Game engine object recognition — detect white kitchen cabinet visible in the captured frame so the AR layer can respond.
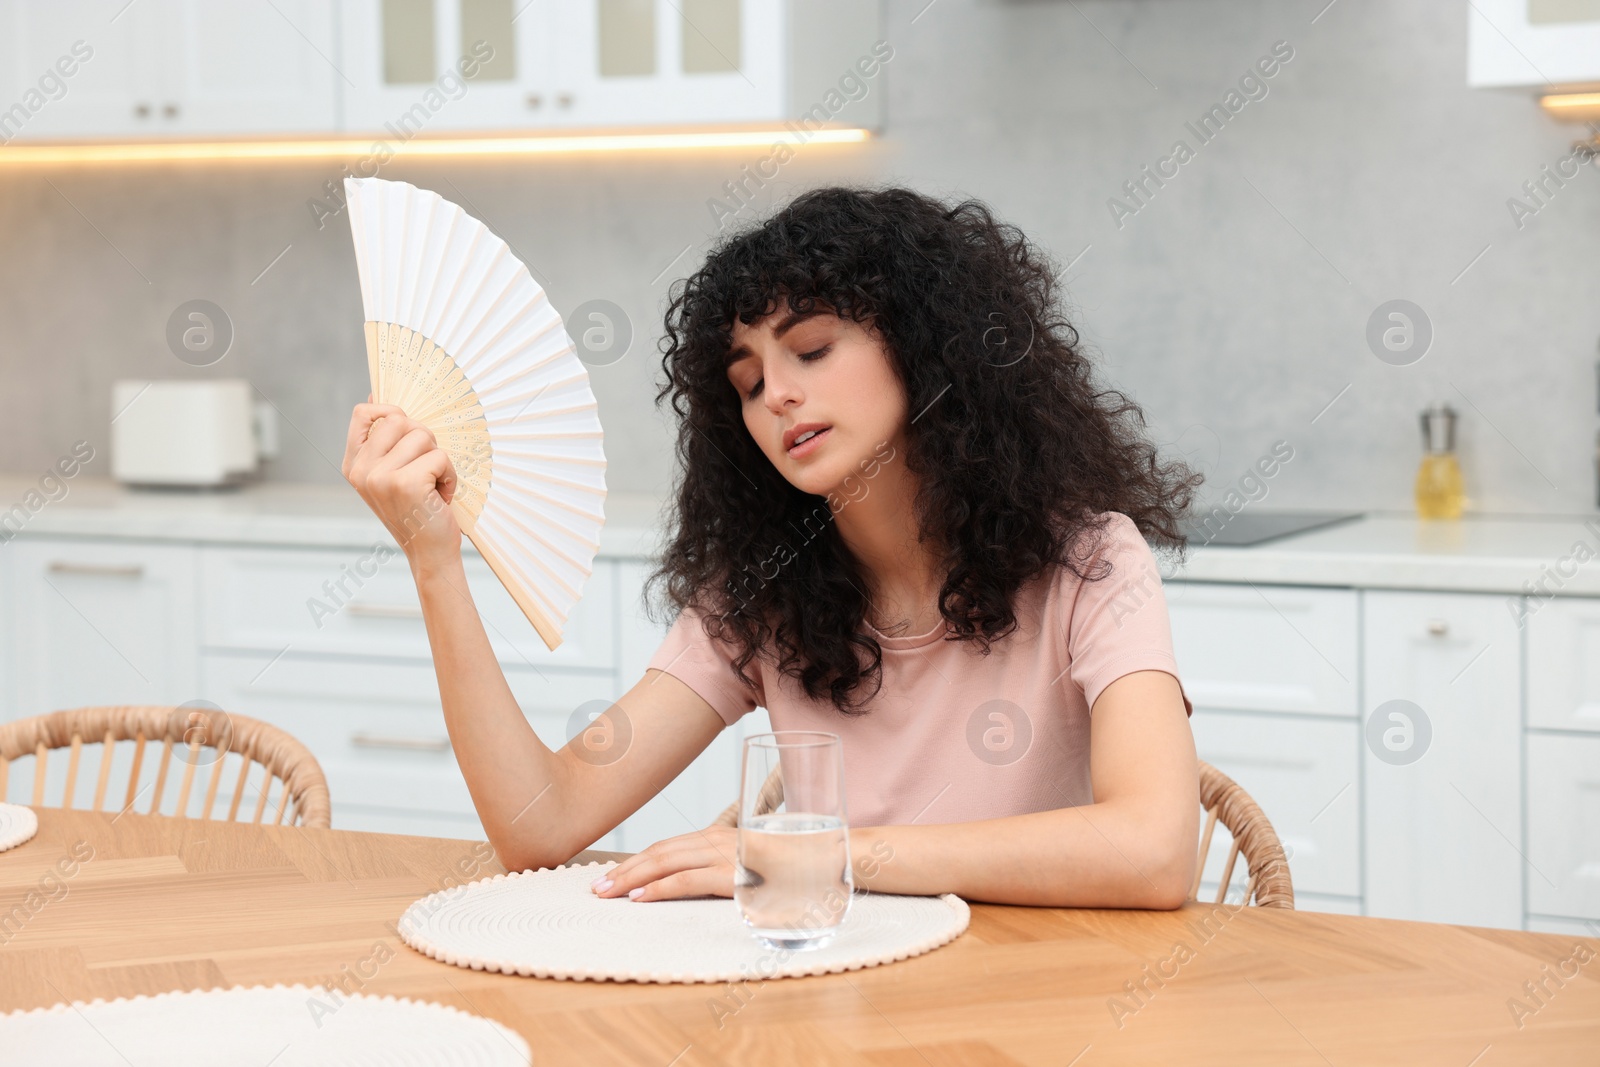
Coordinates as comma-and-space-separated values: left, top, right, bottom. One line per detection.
1468, 0, 1600, 88
549, 0, 785, 127
200, 546, 616, 672
1165, 582, 1359, 717
9, 538, 198, 715
156, 0, 340, 135
340, 0, 786, 133
1362, 590, 1523, 928
200, 648, 622, 848
1527, 597, 1600, 733
1526, 732, 1600, 923
3, 0, 884, 142
0, 0, 338, 140
1189, 709, 1361, 906
0, 0, 161, 139
339, 0, 556, 133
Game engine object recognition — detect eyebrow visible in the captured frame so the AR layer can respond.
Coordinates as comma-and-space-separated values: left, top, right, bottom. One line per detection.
724, 310, 822, 368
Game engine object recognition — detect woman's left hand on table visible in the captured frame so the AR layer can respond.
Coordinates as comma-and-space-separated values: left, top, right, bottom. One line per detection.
590, 825, 737, 901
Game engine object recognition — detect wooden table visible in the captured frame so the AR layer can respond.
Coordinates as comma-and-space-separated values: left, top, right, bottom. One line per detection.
1, 809, 1596, 1066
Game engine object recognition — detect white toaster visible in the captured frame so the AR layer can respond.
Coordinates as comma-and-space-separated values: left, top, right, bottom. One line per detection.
110, 379, 276, 487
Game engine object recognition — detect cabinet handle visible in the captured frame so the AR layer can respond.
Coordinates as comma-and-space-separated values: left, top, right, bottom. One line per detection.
133, 102, 151, 118
1426, 618, 1449, 636
351, 732, 452, 752
525, 93, 542, 109
163, 102, 180, 119
47, 561, 145, 579
346, 602, 424, 619
557, 92, 573, 108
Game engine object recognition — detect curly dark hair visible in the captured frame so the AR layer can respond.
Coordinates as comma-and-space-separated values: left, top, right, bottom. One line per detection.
649, 186, 1200, 714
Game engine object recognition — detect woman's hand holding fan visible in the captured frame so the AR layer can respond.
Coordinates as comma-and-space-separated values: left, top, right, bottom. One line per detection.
340, 400, 463, 573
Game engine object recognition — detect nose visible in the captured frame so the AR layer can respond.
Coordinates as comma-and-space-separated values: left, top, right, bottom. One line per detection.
762, 359, 803, 413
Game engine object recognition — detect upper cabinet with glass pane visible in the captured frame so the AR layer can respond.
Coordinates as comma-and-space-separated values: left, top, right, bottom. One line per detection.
339, 0, 554, 132
549, 0, 784, 126
340, 0, 882, 132
0, 0, 883, 141
1468, 0, 1600, 87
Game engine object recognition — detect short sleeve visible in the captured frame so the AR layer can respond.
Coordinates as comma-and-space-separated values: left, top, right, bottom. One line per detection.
1065, 514, 1193, 717
645, 608, 763, 727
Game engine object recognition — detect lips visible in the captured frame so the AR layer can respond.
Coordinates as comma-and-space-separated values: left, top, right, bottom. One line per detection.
782, 422, 831, 452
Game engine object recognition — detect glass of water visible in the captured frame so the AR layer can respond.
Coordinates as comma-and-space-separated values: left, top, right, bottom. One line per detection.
735, 731, 852, 951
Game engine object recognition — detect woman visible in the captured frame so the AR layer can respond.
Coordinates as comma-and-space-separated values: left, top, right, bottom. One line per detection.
341, 186, 1202, 909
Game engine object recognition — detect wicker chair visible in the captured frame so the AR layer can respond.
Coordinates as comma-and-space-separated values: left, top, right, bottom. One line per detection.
0, 706, 331, 829
715, 758, 1294, 909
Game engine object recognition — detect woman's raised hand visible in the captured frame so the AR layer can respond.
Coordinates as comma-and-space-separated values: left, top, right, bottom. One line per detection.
341, 401, 462, 569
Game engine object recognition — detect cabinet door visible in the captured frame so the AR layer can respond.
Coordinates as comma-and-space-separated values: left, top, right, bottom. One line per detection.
1468, 0, 1600, 87
1362, 590, 1522, 928
1527, 597, 1600, 733
339, 0, 555, 133
201, 650, 622, 849
9, 539, 198, 715
158, 0, 339, 134
1166, 582, 1358, 717
200, 546, 617, 671
551, 0, 784, 127
0, 0, 164, 140
1190, 710, 1360, 903
1527, 732, 1600, 923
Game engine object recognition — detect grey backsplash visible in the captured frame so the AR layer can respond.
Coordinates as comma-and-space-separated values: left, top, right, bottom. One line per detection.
1, 0, 1596, 516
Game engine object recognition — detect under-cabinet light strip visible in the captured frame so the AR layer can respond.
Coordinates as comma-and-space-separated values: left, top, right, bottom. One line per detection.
0, 127, 871, 165
1539, 91, 1600, 115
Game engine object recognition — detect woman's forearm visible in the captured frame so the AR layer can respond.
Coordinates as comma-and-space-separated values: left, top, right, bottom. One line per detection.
411, 556, 576, 868
848, 801, 1194, 909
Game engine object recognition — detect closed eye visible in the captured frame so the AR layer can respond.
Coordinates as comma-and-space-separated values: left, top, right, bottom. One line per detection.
739, 345, 831, 402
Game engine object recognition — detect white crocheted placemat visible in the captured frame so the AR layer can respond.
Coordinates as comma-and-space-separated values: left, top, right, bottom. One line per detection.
0, 803, 38, 852
397, 860, 970, 984
0, 984, 529, 1066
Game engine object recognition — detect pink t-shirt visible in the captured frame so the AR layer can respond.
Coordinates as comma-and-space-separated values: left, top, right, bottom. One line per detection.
646, 512, 1191, 828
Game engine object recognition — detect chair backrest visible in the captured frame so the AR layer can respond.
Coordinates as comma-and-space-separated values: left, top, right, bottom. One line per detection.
0, 706, 331, 829
714, 758, 1295, 909
1192, 760, 1293, 908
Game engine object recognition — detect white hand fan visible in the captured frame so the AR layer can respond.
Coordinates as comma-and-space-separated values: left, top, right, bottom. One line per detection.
344, 176, 606, 651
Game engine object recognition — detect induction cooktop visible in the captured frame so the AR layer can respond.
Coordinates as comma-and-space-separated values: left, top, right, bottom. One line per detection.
1182, 509, 1365, 548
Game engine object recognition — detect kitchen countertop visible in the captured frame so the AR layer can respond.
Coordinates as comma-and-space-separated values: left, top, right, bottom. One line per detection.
5, 477, 1600, 597
1168, 511, 1600, 596
0, 476, 669, 559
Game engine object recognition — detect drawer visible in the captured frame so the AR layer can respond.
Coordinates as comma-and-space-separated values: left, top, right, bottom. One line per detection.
200, 651, 621, 822
9, 537, 199, 714
1527, 597, 1600, 733
1166, 582, 1358, 717
1190, 709, 1360, 898
201, 546, 616, 670
1527, 732, 1600, 922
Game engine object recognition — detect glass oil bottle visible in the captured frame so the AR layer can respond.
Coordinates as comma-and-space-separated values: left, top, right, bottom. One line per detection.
1416, 403, 1464, 520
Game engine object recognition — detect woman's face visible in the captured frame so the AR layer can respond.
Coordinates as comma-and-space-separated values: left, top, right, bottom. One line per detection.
725, 309, 907, 499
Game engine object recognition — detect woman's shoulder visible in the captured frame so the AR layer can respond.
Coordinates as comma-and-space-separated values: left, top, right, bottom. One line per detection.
1030, 512, 1166, 621
1053, 511, 1157, 582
